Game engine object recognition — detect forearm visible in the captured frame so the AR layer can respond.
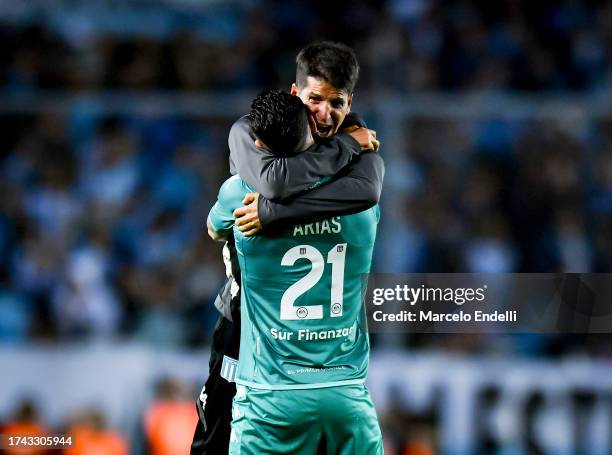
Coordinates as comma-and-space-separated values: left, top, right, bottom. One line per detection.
258, 152, 384, 229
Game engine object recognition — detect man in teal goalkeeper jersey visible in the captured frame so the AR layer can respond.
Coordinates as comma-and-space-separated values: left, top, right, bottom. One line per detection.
208, 90, 384, 454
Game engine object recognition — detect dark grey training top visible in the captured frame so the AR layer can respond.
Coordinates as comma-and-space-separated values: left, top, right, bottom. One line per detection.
227, 113, 385, 229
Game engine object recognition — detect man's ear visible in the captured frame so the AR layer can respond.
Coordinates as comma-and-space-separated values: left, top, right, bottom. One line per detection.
347, 94, 353, 113
290, 83, 299, 96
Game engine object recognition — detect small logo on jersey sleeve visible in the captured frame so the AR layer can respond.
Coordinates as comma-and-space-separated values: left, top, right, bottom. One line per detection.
220, 355, 239, 382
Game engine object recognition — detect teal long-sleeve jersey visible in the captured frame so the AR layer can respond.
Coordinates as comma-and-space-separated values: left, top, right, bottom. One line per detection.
208, 175, 380, 390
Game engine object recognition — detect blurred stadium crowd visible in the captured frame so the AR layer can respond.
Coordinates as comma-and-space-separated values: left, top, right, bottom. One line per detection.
0, 0, 610, 345
0, 377, 199, 455
0, 108, 229, 345
1, 1, 612, 453
1, 0, 611, 92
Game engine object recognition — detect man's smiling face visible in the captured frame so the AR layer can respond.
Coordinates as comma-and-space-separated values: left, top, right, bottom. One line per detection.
291, 76, 352, 138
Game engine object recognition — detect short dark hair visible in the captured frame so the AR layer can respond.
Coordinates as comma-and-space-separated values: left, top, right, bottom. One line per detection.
249, 89, 310, 155
295, 41, 359, 93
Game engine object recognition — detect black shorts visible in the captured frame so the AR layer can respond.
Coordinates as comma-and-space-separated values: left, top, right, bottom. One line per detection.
191, 314, 241, 455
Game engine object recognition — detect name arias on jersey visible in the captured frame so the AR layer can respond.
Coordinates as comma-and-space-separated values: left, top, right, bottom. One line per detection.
293, 217, 342, 236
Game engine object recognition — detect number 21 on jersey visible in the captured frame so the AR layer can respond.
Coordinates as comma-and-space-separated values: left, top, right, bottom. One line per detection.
280, 244, 347, 321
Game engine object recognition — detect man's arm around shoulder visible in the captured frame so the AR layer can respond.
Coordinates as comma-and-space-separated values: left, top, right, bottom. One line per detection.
228, 116, 373, 201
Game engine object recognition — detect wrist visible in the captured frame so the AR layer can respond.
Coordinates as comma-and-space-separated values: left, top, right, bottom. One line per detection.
257, 196, 271, 230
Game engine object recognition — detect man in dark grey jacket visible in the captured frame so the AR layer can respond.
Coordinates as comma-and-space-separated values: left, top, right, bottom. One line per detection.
191, 41, 384, 455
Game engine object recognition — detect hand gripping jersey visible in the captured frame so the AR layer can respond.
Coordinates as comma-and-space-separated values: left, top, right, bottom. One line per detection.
208, 175, 379, 390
